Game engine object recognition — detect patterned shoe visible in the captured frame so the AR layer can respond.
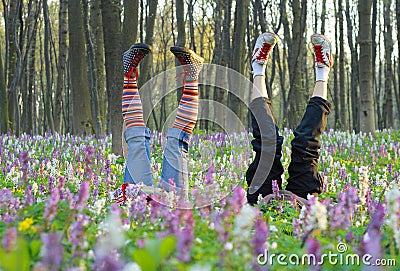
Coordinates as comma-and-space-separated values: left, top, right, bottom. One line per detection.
111, 183, 130, 204
251, 32, 278, 65
170, 46, 204, 81
123, 43, 152, 78
311, 34, 332, 68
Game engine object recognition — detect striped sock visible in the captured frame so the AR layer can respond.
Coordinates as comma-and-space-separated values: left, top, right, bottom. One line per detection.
122, 76, 145, 128
173, 81, 199, 133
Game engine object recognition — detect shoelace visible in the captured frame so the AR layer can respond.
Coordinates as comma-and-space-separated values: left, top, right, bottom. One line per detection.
313, 45, 325, 64
126, 51, 146, 82
257, 42, 273, 61
176, 53, 193, 85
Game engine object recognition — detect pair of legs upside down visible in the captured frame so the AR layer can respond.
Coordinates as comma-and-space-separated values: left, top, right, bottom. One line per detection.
113, 32, 332, 205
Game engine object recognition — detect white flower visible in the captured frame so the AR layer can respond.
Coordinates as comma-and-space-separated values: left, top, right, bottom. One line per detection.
305, 196, 328, 231
385, 184, 400, 249
269, 225, 278, 233
90, 198, 106, 216
224, 242, 233, 250
188, 264, 212, 271
233, 205, 258, 238
123, 262, 142, 271
95, 212, 125, 257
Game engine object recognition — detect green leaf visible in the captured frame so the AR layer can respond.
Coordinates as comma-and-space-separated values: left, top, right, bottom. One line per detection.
144, 238, 162, 264
132, 249, 157, 271
29, 239, 42, 259
159, 236, 176, 259
0, 238, 30, 271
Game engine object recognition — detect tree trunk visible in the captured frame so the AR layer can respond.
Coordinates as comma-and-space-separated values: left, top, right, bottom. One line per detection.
397, 0, 400, 119
383, 0, 394, 128
287, 0, 307, 128
102, 0, 123, 154
358, 0, 376, 134
83, 0, 102, 137
338, 0, 346, 129
138, 0, 158, 87
174, 0, 185, 103
345, 0, 359, 132
188, 0, 196, 52
320, 0, 326, 34
228, 0, 249, 126
122, 0, 139, 51
68, 0, 93, 135
90, 0, 107, 134
43, 0, 55, 132
54, 0, 68, 133
24, 0, 40, 134
0, 48, 7, 133
5, 0, 17, 132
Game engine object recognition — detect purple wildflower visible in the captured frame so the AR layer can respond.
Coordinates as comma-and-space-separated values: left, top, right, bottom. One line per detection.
252, 216, 268, 271
43, 187, 60, 223
306, 238, 322, 271
360, 203, 385, 268
2, 227, 17, 252
38, 232, 64, 271
75, 181, 90, 211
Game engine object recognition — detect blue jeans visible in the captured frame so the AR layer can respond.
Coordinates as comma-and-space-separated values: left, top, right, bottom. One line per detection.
123, 126, 191, 190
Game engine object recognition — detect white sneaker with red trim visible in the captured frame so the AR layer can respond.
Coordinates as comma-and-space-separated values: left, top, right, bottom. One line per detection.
311, 34, 332, 68
251, 32, 278, 65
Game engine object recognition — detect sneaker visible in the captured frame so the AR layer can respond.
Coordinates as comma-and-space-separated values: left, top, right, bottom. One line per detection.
123, 43, 152, 77
311, 34, 332, 68
260, 190, 307, 208
111, 183, 130, 204
170, 47, 204, 81
112, 183, 157, 204
251, 32, 278, 65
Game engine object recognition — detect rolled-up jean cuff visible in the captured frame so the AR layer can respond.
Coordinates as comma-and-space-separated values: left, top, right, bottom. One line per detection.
166, 127, 191, 144
125, 126, 151, 141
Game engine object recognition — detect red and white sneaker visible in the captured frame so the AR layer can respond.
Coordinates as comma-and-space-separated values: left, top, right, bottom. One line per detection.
112, 183, 130, 204
112, 183, 155, 204
251, 32, 278, 65
311, 34, 332, 68
170, 46, 204, 81
123, 43, 151, 78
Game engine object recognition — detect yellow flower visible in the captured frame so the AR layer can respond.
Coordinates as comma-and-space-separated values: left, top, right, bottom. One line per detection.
18, 218, 35, 232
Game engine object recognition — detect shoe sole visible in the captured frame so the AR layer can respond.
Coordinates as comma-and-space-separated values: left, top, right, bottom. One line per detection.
259, 32, 278, 45
129, 43, 152, 53
170, 46, 204, 62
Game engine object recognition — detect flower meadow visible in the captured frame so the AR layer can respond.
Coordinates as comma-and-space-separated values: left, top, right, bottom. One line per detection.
0, 129, 399, 271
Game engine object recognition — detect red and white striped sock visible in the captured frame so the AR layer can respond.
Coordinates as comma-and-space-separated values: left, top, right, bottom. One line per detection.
122, 76, 145, 128
173, 81, 199, 133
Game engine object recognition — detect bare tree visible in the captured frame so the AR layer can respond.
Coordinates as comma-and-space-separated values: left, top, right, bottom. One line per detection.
0, 48, 6, 133
397, 0, 400, 118
43, 0, 55, 132
102, 0, 123, 154
122, 0, 139, 51
345, 0, 359, 131
54, 0, 68, 133
358, 0, 376, 134
282, 0, 308, 128
68, 0, 93, 135
228, 0, 249, 125
383, 0, 394, 127
90, 0, 107, 134
338, 0, 346, 129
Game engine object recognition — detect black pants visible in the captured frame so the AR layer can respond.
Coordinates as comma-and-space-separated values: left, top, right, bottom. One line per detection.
246, 96, 331, 204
